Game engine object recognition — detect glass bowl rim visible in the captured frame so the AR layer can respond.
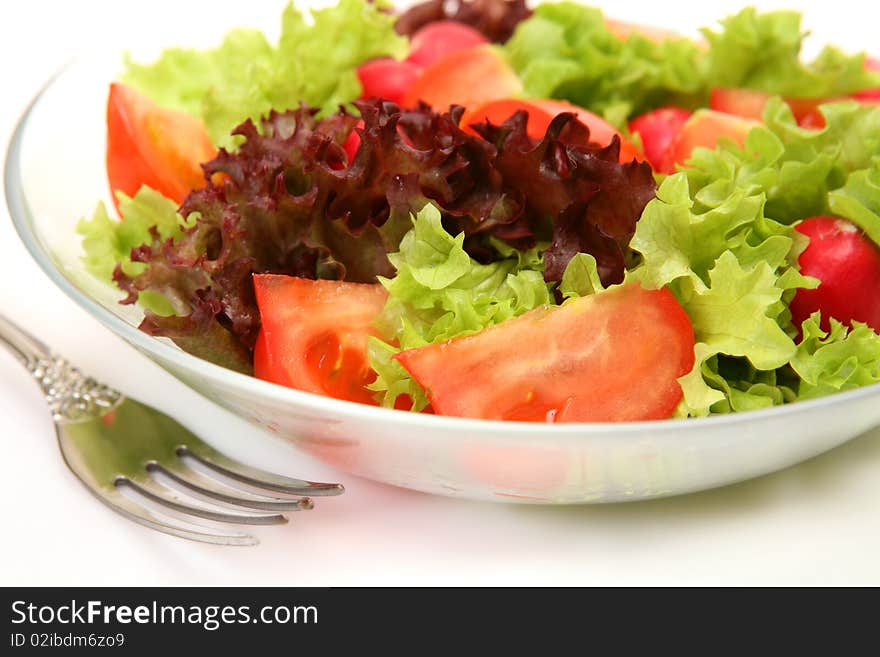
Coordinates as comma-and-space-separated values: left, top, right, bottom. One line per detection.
6, 59, 880, 441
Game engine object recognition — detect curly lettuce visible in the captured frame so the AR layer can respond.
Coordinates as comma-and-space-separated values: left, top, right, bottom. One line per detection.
504, 4, 880, 126
122, 0, 407, 147
504, 2, 704, 126
701, 8, 880, 99
631, 99, 880, 416
368, 203, 553, 409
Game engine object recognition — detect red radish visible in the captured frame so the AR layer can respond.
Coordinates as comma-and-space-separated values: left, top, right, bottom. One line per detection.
790, 216, 880, 333
406, 20, 488, 68
659, 109, 759, 174
628, 107, 691, 171
403, 44, 523, 111
357, 58, 422, 106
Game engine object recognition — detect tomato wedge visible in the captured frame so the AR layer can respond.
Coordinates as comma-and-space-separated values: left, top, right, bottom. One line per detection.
395, 284, 695, 422
106, 83, 215, 212
660, 109, 759, 173
710, 86, 880, 130
459, 98, 643, 163
253, 275, 388, 405
402, 44, 522, 111
709, 87, 826, 125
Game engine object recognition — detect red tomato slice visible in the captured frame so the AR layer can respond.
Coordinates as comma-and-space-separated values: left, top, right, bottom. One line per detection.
660, 109, 759, 173
402, 44, 523, 111
710, 86, 880, 130
790, 216, 880, 333
357, 58, 423, 107
253, 275, 388, 405
628, 106, 692, 171
709, 87, 825, 125
406, 20, 488, 68
395, 284, 695, 422
459, 98, 643, 163
106, 82, 215, 212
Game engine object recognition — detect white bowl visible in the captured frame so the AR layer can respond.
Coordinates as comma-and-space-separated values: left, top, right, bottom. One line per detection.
7, 53, 880, 504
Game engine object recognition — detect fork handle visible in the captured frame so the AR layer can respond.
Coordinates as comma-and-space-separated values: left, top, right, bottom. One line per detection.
0, 313, 51, 367
0, 313, 121, 421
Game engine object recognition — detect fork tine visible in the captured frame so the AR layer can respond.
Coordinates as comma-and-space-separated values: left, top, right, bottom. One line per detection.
150, 462, 313, 511
102, 488, 259, 546
116, 477, 289, 526
178, 444, 345, 496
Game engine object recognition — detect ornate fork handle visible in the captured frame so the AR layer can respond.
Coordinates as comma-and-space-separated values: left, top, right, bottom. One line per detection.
0, 314, 121, 422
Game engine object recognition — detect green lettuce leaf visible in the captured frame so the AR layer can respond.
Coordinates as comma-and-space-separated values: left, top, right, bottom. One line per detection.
123, 0, 406, 147
504, 1, 704, 125
504, 4, 880, 126
828, 161, 880, 245
632, 98, 880, 416
368, 203, 552, 409
76, 187, 193, 316
791, 314, 880, 400
701, 8, 880, 99
559, 253, 604, 298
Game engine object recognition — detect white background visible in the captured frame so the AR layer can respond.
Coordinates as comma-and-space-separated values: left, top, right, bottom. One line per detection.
1, 0, 879, 586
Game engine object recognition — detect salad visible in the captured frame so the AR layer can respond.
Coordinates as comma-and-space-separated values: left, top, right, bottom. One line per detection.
78, 0, 880, 422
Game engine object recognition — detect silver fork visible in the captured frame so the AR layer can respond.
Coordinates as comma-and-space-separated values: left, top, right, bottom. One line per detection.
0, 314, 343, 546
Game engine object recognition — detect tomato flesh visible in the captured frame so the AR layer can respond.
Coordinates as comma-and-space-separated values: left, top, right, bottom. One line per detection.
406, 21, 488, 68
253, 275, 388, 405
394, 285, 695, 422
790, 216, 880, 333
460, 98, 643, 163
402, 44, 523, 111
106, 82, 215, 212
628, 106, 692, 171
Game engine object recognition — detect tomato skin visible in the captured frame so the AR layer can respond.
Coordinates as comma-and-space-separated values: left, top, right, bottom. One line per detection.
790, 216, 880, 333
710, 88, 772, 121
394, 284, 695, 423
628, 107, 692, 171
357, 58, 423, 107
710, 87, 827, 126
660, 109, 759, 173
711, 86, 880, 131
402, 44, 523, 111
253, 275, 388, 405
460, 98, 643, 163
106, 82, 215, 212
406, 20, 488, 68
